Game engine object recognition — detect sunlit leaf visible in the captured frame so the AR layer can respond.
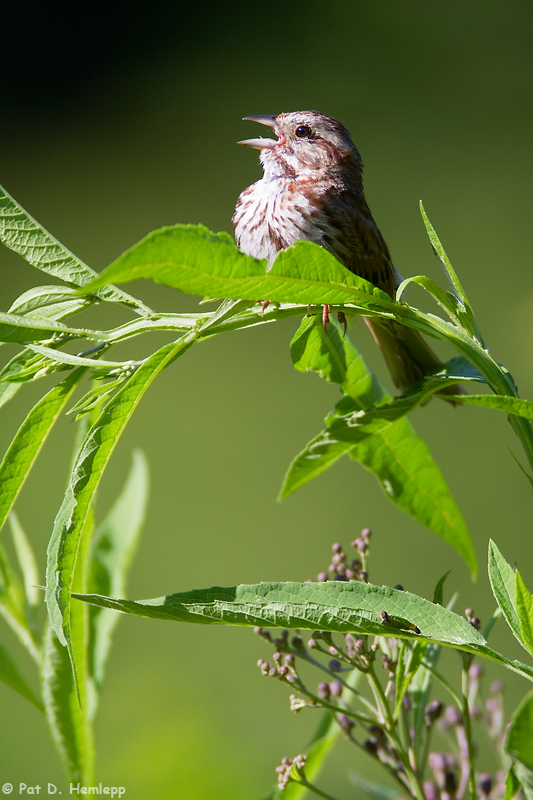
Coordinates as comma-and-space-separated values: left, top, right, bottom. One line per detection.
0, 183, 150, 315
46, 335, 195, 655
41, 622, 94, 784
74, 580, 533, 682
83, 224, 395, 310
283, 318, 476, 574
88, 450, 148, 692
516, 571, 533, 658
0, 368, 86, 535
488, 540, 522, 646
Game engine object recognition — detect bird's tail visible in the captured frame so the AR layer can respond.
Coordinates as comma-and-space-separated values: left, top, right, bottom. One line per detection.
364, 317, 463, 403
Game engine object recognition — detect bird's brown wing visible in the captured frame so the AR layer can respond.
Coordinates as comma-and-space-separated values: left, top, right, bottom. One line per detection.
318, 190, 398, 298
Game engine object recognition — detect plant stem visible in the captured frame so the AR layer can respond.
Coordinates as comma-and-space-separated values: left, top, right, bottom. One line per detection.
461, 657, 476, 800
293, 778, 340, 800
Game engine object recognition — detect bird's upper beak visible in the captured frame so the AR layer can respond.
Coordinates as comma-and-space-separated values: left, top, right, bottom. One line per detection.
238, 115, 281, 149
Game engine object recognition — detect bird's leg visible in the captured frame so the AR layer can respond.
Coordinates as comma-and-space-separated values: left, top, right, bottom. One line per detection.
261, 300, 270, 317
322, 304, 330, 330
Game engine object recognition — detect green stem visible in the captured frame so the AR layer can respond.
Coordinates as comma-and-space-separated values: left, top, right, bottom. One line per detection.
292, 778, 340, 800
461, 657, 476, 800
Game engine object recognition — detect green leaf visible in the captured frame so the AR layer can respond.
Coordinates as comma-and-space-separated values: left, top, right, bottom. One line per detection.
27, 342, 139, 372
74, 580, 533, 681
349, 771, 404, 800
433, 571, 451, 605
506, 691, 533, 800
88, 450, 148, 690
444, 394, 533, 420
411, 642, 441, 757
393, 640, 427, 721
396, 274, 462, 325
83, 224, 395, 309
0, 368, 86, 535
8, 285, 91, 318
283, 318, 476, 574
46, 334, 196, 655
41, 622, 94, 784
503, 766, 521, 800
516, 571, 533, 657
0, 183, 151, 315
419, 202, 483, 345
0, 310, 88, 344
488, 540, 523, 645
0, 642, 43, 711
9, 513, 40, 612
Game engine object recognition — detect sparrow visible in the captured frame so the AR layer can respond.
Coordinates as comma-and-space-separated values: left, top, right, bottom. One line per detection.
233, 111, 458, 396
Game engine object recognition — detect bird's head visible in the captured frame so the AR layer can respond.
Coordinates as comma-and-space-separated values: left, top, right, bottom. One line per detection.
238, 111, 362, 179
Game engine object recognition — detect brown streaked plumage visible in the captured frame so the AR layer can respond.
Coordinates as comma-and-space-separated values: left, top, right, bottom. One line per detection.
233, 111, 458, 396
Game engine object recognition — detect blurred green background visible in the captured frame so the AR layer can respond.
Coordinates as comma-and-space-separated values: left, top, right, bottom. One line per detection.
1, 1, 533, 797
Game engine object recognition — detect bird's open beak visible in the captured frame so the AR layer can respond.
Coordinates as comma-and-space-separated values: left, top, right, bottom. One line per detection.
238, 115, 280, 149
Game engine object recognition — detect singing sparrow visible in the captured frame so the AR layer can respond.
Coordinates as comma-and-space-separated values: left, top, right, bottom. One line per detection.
233, 111, 456, 396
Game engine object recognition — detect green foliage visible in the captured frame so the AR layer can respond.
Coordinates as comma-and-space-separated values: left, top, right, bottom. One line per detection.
1, 181, 533, 795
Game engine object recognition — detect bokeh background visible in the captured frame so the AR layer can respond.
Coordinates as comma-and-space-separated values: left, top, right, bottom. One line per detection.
1, 2, 532, 797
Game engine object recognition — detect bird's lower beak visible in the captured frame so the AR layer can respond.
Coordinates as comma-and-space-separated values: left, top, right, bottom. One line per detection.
238, 115, 280, 149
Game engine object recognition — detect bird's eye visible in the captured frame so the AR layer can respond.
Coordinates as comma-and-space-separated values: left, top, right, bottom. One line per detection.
295, 125, 312, 138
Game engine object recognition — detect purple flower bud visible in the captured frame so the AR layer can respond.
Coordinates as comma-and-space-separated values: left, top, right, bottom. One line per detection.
334, 573, 348, 581
425, 700, 444, 725
278, 665, 288, 676
345, 568, 355, 580
337, 713, 354, 733
351, 559, 362, 571
361, 527, 372, 542
491, 680, 503, 694
307, 638, 318, 649
268, 667, 277, 677
354, 537, 367, 553
317, 572, 328, 582
330, 680, 342, 697
329, 659, 342, 672
394, 584, 404, 591
284, 653, 295, 666
317, 682, 331, 700
423, 782, 439, 800
428, 752, 447, 772
469, 662, 483, 678
359, 571, 368, 582
478, 774, 492, 796
444, 771, 457, 794
363, 738, 379, 755
332, 542, 342, 553
291, 636, 303, 649
443, 706, 462, 726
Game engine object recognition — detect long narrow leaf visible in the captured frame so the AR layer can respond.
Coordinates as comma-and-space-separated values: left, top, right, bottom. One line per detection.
88, 450, 148, 690
41, 622, 94, 784
488, 541, 522, 644
46, 334, 196, 655
0, 642, 43, 711
0, 184, 151, 315
0, 368, 86, 534
516, 571, 533, 658
83, 225, 395, 310
283, 318, 475, 574
73, 580, 533, 681
419, 202, 483, 345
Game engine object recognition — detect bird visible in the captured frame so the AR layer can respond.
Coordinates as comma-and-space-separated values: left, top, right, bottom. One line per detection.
233, 111, 459, 397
